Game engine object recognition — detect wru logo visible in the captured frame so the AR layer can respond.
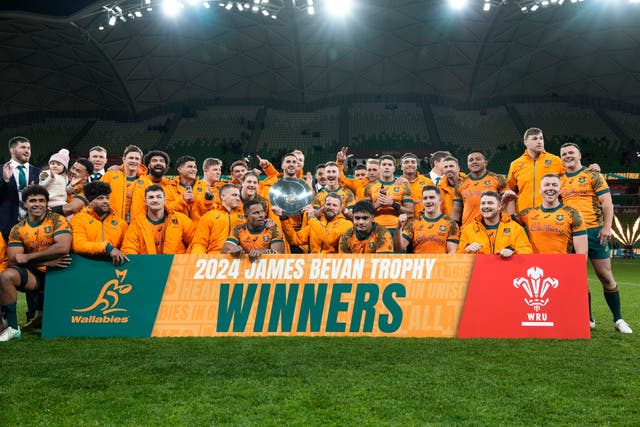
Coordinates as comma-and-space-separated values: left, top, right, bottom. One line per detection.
73, 269, 133, 315
513, 267, 559, 312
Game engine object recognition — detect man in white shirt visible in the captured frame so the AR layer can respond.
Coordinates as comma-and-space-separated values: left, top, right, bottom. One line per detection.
88, 146, 108, 182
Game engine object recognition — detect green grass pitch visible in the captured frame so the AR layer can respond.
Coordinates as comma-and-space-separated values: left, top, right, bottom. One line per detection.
1, 259, 638, 425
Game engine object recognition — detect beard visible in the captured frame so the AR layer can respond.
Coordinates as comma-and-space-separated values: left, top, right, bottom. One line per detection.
149, 168, 166, 179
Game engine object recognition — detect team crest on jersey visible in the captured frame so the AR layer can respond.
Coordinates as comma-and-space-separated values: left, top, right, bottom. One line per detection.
484, 180, 491, 185
197, 187, 203, 193
556, 214, 564, 221
172, 218, 178, 225
44, 226, 52, 233
368, 242, 376, 249
111, 220, 118, 226
137, 179, 144, 185
578, 177, 586, 183
439, 225, 446, 231
504, 228, 510, 233
263, 235, 269, 242
393, 187, 399, 193
544, 160, 552, 165
89, 219, 95, 224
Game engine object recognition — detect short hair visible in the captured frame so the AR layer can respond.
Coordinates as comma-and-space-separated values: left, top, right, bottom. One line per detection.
366, 158, 380, 166
281, 152, 297, 166
481, 190, 501, 202
523, 127, 542, 140
352, 200, 375, 216
74, 158, 94, 175
400, 153, 418, 163
378, 155, 395, 164
541, 174, 560, 181
314, 163, 325, 173
443, 156, 459, 165
324, 193, 344, 204
468, 150, 487, 160
145, 184, 165, 196
143, 150, 170, 167
324, 161, 339, 169
220, 183, 240, 195
22, 184, 49, 203
123, 145, 143, 158
175, 155, 196, 169
89, 146, 107, 154
9, 136, 29, 149
354, 164, 366, 172
84, 181, 111, 202
203, 158, 222, 170
241, 171, 259, 182
243, 198, 263, 214
422, 185, 441, 195
430, 151, 451, 168
230, 160, 248, 173
560, 142, 581, 152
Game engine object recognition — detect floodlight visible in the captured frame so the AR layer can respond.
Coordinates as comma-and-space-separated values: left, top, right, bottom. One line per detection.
530, 4, 539, 11
483, 2, 491, 11
162, 0, 185, 16
261, 9, 269, 15
448, 0, 469, 10
109, 15, 117, 25
226, 1, 233, 9
308, 6, 315, 14
326, 0, 353, 17
135, 10, 143, 17
541, 0, 549, 6
99, 25, 105, 30
203, 1, 211, 7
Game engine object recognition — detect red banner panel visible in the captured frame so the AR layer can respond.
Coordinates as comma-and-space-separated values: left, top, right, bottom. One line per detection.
457, 254, 589, 339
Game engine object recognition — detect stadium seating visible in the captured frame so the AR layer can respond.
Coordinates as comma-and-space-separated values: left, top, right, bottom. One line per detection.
431, 105, 521, 172
256, 107, 339, 168
0, 118, 88, 167
349, 103, 430, 154
75, 115, 172, 156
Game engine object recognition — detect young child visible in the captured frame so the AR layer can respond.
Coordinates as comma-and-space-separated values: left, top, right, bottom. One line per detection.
39, 148, 70, 208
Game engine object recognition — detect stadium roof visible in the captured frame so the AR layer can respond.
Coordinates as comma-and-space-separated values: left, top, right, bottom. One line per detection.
1, 0, 639, 118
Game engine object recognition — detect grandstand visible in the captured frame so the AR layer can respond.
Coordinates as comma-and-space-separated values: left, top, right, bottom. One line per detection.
0, 118, 87, 167
431, 106, 521, 173
256, 107, 339, 167
349, 103, 430, 156
167, 106, 258, 169
75, 115, 173, 158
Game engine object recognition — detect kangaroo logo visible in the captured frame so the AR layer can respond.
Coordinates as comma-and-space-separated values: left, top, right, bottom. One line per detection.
73, 269, 133, 315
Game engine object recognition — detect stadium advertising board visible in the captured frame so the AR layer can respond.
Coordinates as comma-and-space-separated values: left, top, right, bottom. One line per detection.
43, 254, 589, 339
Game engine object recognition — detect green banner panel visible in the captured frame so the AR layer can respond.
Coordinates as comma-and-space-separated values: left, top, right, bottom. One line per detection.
42, 255, 173, 337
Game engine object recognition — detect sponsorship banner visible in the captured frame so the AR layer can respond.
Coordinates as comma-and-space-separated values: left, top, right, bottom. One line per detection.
43, 255, 173, 337
43, 254, 589, 339
458, 254, 589, 338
